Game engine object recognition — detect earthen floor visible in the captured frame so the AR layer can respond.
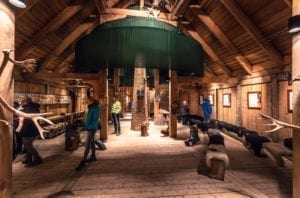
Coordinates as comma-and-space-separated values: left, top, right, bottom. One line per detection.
12, 114, 292, 198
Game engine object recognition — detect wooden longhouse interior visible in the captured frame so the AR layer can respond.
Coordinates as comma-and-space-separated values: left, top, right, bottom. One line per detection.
0, 0, 299, 197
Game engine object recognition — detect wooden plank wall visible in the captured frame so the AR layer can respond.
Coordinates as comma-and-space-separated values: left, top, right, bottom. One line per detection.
14, 81, 71, 115
217, 87, 237, 124
194, 79, 293, 140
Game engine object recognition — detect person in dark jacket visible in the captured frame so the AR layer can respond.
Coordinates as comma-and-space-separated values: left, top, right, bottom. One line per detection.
180, 100, 190, 125
19, 96, 43, 166
76, 97, 100, 171
202, 96, 212, 123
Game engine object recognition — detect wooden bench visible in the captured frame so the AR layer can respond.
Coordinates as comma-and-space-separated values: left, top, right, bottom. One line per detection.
262, 142, 293, 167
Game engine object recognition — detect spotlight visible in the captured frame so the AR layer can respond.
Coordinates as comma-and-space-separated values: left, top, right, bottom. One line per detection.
288, 15, 300, 34
9, 0, 26, 8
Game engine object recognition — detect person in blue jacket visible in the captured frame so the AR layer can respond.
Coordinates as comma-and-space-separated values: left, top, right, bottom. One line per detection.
76, 97, 100, 171
202, 96, 212, 123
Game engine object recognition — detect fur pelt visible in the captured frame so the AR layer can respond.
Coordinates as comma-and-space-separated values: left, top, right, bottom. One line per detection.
206, 144, 229, 168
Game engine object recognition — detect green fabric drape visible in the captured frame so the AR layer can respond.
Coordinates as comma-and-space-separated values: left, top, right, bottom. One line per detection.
74, 17, 203, 76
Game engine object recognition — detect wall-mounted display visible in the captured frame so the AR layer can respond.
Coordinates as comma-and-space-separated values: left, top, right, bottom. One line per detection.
247, 92, 261, 109
199, 95, 203, 104
14, 93, 71, 104
288, 89, 293, 113
208, 94, 214, 106
223, 93, 231, 107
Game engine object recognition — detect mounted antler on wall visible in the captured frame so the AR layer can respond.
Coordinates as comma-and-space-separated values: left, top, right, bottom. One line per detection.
260, 113, 300, 132
0, 49, 53, 139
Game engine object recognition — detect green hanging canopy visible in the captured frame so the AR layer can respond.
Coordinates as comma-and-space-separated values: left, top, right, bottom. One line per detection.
74, 17, 204, 76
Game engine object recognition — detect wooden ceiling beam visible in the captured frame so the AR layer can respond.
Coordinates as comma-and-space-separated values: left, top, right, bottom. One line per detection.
171, 0, 190, 19
283, 0, 292, 8
23, 71, 100, 82
178, 76, 238, 84
220, 0, 283, 67
93, 0, 106, 14
40, 21, 96, 70
16, 4, 83, 59
104, 8, 177, 26
15, 0, 41, 19
53, 52, 75, 73
186, 30, 231, 77
195, 9, 252, 75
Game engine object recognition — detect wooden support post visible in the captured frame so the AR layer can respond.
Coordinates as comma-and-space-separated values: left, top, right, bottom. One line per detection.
153, 69, 160, 124
292, 1, 300, 196
169, 70, 178, 137
271, 76, 279, 142
236, 84, 242, 126
0, 3, 14, 197
99, 69, 108, 140
131, 67, 147, 130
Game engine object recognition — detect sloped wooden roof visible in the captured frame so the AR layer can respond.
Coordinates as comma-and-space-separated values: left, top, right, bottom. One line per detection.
13, 0, 292, 83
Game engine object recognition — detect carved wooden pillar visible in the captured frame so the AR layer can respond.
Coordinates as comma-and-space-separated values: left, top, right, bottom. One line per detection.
169, 70, 178, 137
153, 69, 160, 124
131, 67, 147, 130
292, 1, 300, 196
0, 2, 14, 197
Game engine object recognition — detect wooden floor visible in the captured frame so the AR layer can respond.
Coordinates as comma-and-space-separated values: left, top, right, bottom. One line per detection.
12, 114, 292, 198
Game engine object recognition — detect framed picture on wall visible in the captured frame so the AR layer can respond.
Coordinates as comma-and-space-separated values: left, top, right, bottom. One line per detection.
247, 91, 261, 109
199, 95, 203, 104
223, 93, 231, 107
288, 89, 293, 113
208, 94, 214, 106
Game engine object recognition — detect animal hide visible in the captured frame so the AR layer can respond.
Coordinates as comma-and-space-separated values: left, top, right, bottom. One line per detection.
206, 144, 229, 168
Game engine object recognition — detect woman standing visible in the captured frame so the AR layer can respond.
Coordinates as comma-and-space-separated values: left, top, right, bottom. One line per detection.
75, 97, 100, 171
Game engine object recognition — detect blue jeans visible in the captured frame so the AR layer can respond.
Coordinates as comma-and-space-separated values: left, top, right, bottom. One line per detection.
203, 115, 211, 123
83, 130, 96, 161
112, 113, 120, 133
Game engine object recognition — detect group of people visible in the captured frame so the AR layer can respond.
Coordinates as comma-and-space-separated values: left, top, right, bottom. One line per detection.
14, 94, 211, 171
179, 96, 212, 125
13, 95, 122, 171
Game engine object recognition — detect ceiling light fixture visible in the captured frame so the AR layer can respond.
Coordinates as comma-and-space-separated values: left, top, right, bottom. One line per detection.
9, 0, 26, 8
288, 15, 300, 34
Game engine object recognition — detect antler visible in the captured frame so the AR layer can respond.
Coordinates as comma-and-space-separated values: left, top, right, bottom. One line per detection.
260, 113, 300, 132
0, 95, 53, 139
2, 49, 36, 72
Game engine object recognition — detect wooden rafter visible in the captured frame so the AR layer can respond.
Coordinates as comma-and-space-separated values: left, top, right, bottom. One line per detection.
104, 8, 177, 26
23, 71, 100, 81
283, 0, 292, 8
93, 0, 106, 14
187, 30, 231, 77
195, 9, 252, 74
15, 0, 41, 19
16, 4, 83, 59
41, 21, 96, 70
220, 0, 283, 67
171, 0, 190, 19
178, 76, 238, 84
53, 52, 75, 73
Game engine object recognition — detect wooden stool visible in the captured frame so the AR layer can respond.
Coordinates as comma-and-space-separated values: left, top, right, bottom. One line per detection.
208, 158, 225, 180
